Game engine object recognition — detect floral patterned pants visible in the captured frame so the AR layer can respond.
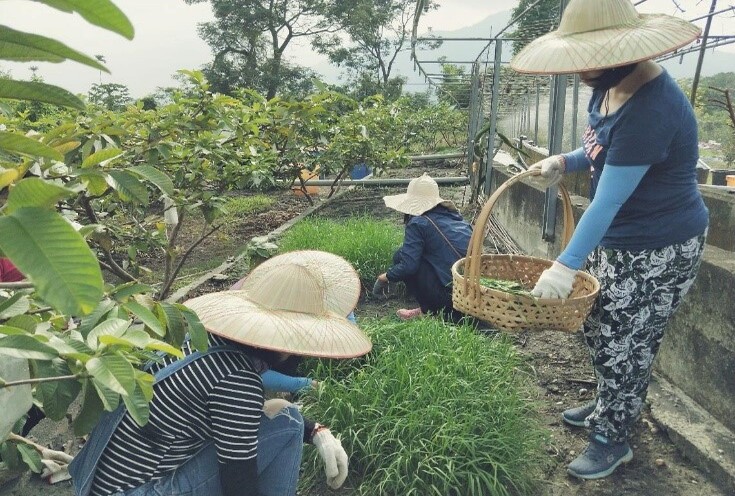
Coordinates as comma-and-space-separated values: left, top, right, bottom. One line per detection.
582, 232, 706, 442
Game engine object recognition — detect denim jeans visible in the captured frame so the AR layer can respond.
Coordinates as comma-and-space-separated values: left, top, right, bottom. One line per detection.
116, 405, 304, 496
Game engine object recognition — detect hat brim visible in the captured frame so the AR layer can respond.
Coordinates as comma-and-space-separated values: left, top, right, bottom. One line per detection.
383, 193, 456, 216
236, 250, 361, 317
510, 14, 701, 74
184, 291, 372, 359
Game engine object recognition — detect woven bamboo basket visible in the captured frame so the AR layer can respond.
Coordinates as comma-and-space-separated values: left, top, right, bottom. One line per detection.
452, 170, 600, 332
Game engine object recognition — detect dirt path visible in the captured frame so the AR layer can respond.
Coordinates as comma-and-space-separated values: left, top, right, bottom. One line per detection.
2, 170, 726, 496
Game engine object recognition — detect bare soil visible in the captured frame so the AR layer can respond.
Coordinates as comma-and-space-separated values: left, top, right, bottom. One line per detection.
2, 163, 725, 496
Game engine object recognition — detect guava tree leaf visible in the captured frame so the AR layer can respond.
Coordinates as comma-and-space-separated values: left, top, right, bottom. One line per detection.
0, 131, 63, 160
0, 79, 84, 109
16, 443, 43, 473
178, 305, 208, 352
123, 301, 164, 337
86, 353, 135, 396
126, 165, 174, 196
33, 0, 134, 39
0, 25, 108, 71
73, 381, 104, 436
5, 177, 74, 214
0, 335, 58, 360
0, 208, 103, 316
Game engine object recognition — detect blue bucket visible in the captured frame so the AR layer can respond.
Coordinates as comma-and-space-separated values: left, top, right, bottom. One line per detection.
350, 163, 372, 180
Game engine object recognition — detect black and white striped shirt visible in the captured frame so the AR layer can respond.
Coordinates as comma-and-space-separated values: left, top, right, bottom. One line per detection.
90, 334, 264, 496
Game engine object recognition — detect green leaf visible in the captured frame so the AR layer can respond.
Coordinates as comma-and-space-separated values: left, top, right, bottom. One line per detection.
34, 360, 81, 421
122, 301, 164, 337
110, 282, 154, 301
0, 79, 84, 109
0, 335, 58, 360
136, 370, 154, 402
0, 25, 108, 71
75, 169, 109, 196
178, 305, 208, 352
33, 0, 134, 39
121, 382, 150, 426
126, 165, 174, 196
0, 325, 30, 336
73, 381, 105, 436
156, 302, 186, 347
0, 131, 63, 161
16, 443, 43, 473
0, 292, 30, 319
0, 208, 103, 316
143, 338, 183, 358
77, 299, 116, 337
5, 177, 74, 214
86, 318, 129, 349
0, 442, 21, 470
107, 170, 149, 206
81, 147, 123, 167
4, 315, 37, 333
86, 353, 135, 397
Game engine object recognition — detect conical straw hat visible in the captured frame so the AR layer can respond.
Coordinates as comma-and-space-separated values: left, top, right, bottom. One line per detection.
510, 0, 701, 74
235, 250, 361, 317
383, 173, 457, 216
184, 254, 371, 359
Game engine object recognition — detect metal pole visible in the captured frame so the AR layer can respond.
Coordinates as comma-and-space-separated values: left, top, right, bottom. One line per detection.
483, 39, 503, 195
526, 89, 532, 137
534, 79, 540, 144
543, 0, 569, 242
571, 75, 579, 149
467, 63, 481, 174
690, 0, 718, 105
301, 177, 470, 186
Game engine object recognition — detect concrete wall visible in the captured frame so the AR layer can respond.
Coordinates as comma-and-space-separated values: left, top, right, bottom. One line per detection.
488, 162, 735, 433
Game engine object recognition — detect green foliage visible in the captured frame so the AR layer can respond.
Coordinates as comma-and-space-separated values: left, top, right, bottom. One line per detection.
300, 318, 546, 495
277, 216, 403, 284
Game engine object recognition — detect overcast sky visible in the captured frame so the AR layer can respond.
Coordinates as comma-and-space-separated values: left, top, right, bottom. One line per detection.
1, 0, 733, 98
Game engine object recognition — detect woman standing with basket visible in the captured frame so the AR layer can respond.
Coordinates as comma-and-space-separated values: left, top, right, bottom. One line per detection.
510, 0, 709, 480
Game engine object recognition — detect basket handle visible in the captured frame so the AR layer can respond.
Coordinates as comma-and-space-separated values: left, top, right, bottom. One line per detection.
463, 169, 575, 300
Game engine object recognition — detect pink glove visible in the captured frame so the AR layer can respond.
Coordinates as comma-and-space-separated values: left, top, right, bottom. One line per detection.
532, 261, 578, 299
529, 155, 565, 187
312, 428, 349, 489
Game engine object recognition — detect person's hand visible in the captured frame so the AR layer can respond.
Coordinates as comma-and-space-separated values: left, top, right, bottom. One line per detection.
528, 155, 565, 188
312, 428, 349, 489
372, 274, 389, 297
531, 261, 578, 299
40, 447, 73, 484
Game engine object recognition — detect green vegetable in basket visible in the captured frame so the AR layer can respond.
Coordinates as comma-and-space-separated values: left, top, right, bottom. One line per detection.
479, 277, 534, 297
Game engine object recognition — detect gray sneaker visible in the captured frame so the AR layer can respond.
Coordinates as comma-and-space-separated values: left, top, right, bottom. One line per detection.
567, 433, 633, 480
562, 400, 596, 427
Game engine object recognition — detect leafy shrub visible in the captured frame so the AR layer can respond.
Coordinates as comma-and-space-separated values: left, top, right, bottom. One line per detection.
277, 216, 403, 284
300, 318, 546, 496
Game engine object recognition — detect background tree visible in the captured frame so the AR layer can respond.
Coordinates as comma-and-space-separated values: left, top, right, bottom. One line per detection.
506, 0, 560, 56
314, 0, 439, 95
436, 60, 470, 108
185, 0, 338, 98
88, 82, 133, 110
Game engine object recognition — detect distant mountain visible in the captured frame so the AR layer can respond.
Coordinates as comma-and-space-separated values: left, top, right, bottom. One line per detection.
312, 10, 735, 90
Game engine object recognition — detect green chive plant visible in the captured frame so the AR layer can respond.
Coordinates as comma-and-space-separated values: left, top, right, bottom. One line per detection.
299, 318, 546, 496
277, 216, 403, 284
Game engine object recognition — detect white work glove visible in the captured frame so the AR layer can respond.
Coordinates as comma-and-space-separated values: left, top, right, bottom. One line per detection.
531, 261, 578, 299
528, 155, 565, 187
40, 447, 74, 484
312, 428, 349, 489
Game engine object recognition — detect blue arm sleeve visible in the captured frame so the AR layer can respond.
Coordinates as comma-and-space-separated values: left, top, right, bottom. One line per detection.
260, 370, 312, 394
386, 221, 424, 282
557, 164, 650, 269
561, 147, 590, 173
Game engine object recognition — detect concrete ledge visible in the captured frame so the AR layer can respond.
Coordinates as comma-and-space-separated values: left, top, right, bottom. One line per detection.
649, 374, 735, 495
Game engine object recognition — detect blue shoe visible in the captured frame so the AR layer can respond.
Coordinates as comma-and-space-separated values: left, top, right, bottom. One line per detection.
562, 401, 596, 427
567, 433, 633, 480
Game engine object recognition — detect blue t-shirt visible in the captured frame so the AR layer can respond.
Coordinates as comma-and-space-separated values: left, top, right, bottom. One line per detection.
581, 70, 708, 250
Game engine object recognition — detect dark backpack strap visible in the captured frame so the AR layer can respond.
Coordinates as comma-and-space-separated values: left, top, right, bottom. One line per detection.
422, 215, 463, 259
70, 344, 243, 496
